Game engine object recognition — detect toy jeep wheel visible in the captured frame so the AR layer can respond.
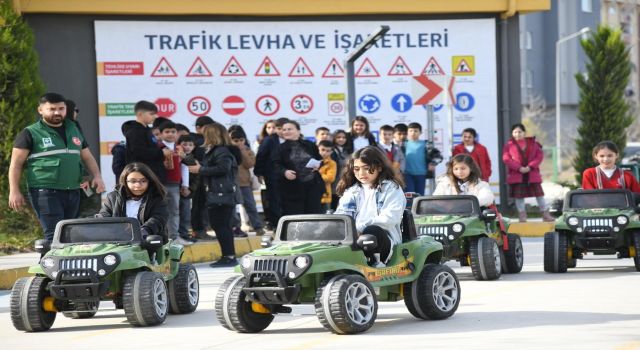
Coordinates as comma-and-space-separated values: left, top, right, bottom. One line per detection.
469, 237, 502, 280
10, 276, 56, 332
123, 271, 168, 326
62, 301, 99, 319
633, 231, 640, 272
215, 275, 274, 333
168, 264, 199, 314
544, 232, 568, 273
404, 264, 460, 320
502, 234, 524, 274
314, 274, 378, 334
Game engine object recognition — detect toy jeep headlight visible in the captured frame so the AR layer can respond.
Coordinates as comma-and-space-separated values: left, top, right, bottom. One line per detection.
241, 256, 252, 269
103, 255, 118, 266
567, 217, 579, 226
42, 257, 55, 269
294, 256, 310, 269
452, 223, 464, 233
616, 215, 628, 225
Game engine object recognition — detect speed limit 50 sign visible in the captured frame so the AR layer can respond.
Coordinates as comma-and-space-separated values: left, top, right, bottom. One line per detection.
187, 96, 211, 117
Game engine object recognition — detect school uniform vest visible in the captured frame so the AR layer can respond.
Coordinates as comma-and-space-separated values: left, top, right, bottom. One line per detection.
25, 119, 84, 189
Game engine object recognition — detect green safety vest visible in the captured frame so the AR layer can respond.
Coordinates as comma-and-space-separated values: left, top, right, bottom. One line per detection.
25, 119, 84, 190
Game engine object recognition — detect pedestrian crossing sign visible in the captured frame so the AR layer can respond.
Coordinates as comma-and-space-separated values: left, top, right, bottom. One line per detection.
452, 56, 475, 76
422, 56, 445, 76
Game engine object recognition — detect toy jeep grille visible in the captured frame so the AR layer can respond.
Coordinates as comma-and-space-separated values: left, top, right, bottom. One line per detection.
59, 258, 99, 276
254, 258, 289, 276
582, 218, 613, 234
417, 225, 450, 242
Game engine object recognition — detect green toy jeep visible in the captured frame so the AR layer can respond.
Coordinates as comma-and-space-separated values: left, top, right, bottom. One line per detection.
10, 217, 200, 332
412, 195, 524, 281
215, 211, 460, 335
544, 189, 640, 273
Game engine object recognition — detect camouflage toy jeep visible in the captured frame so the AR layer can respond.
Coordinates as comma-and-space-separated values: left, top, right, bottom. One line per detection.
544, 189, 640, 273
412, 195, 524, 281
10, 217, 199, 332
215, 211, 460, 335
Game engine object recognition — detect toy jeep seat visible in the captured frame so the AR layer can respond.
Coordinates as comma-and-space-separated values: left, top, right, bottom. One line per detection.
401, 209, 417, 242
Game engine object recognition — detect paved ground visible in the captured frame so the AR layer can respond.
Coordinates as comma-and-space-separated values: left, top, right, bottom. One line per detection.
1, 238, 639, 350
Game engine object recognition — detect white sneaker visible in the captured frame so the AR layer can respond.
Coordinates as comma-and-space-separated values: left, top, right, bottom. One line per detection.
373, 261, 386, 268
173, 237, 194, 246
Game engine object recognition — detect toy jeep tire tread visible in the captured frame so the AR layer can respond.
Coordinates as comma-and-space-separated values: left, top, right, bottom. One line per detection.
502, 234, 524, 274
544, 232, 568, 273
403, 264, 460, 320
633, 231, 640, 272
215, 275, 274, 333
314, 274, 378, 334
168, 264, 199, 314
123, 272, 168, 326
470, 237, 502, 280
62, 301, 99, 319
10, 276, 56, 332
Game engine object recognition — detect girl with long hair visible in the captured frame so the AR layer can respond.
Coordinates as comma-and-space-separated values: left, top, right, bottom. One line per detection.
433, 154, 494, 206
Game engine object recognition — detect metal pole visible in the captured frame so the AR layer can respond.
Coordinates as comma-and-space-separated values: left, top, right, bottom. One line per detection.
346, 60, 356, 126
426, 105, 435, 194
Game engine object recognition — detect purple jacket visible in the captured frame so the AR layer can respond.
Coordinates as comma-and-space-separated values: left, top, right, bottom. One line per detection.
502, 137, 543, 184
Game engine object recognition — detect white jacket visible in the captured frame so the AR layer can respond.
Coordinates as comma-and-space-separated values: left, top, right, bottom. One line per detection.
433, 175, 495, 207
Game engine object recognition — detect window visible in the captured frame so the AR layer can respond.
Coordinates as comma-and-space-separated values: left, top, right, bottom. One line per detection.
581, 0, 592, 13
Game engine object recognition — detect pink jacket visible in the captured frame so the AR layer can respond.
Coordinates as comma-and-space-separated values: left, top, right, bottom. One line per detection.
502, 137, 543, 184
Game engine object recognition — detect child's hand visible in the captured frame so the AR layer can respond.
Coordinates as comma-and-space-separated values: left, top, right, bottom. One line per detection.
180, 186, 191, 197
188, 161, 201, 174
284, 170, 297, 180
519, 166, 530, 174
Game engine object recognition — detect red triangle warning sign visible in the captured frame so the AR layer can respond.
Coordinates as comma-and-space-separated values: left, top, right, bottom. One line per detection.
151, 57, 178, 77
322, 58, 345, 78
422, 57, 445, 76
220, 56, 247, 76
186, 56, 212, 77
355, 58, 380, 78
255, 56, 280, 77
387, 56, 413, 76
288, 57, 314, 77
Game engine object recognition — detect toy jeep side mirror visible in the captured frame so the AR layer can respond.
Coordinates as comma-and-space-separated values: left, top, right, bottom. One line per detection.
481, 209, 496, 222
549, 200, 564, 217
356, 234, 378, 252
34, 239, 51, 254
145, 235, 164, 249
260, 235, 273, 248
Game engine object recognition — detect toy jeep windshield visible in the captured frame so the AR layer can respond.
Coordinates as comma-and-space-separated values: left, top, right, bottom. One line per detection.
544, 189, 640, 273
10, 217, 200, 332
215, 211, 461, 335
412, 195, 524, 281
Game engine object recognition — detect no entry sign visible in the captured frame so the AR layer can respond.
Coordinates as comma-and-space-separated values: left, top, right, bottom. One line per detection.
222, 95, 246, 116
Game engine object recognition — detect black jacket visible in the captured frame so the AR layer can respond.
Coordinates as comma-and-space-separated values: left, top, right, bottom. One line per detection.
273, 139, 323, 197
97, 187, 169, 241
200, 145, 239, 205
344, 132, 377, 155
122, 120, 166, 182
254, 134, 280, 179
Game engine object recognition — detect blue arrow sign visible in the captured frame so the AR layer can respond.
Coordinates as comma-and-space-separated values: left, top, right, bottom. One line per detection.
391, 93, 412, 113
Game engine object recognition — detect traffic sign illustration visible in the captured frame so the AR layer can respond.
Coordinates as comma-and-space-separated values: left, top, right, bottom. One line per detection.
150, 57, 177, 77
255, 56, 281, 76
322, 58, 345, 78
154, 98, 177, 118
290, 94, 314, 114
355, 58, 380, 78
255, 95, 280, 116
358, 94, 381, 113
288, 57, 314, 77
391, 93, 412, 113
422, 56, 445, 75
452, 56, 475, 76
412, 75, 444, 105
454, 92, 475, 112
220, 56, 247, 76
388, 56, 413, 76
221, 95, 246, 116
187, 96, 211, 117
328, 93, 345, 116
186, 56, 212, 77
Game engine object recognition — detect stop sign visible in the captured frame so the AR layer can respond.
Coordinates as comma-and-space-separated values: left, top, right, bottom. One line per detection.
154, 98, 176, 118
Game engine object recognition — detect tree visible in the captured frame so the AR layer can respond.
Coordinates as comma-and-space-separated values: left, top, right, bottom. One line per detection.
573, 26, 633, 184
0, 0, 45, 245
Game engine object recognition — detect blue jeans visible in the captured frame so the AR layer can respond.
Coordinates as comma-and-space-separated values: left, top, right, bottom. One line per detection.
28, 188, 81, 241
240, 186, 264, 230
165, 184, 180, 239
405, 174, 426, 195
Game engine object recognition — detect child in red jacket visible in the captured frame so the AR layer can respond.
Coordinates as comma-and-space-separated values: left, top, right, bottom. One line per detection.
582, 141, 640, 193
452, 127, 492, 182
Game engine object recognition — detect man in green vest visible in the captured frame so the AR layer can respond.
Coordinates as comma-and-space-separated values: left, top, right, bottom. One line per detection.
8, 92, 106, 241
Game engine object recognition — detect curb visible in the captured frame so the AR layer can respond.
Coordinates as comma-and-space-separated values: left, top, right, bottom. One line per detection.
0, 236, 262, 290
507, 222, 555, 238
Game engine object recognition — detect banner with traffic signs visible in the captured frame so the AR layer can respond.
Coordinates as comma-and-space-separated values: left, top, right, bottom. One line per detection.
95, 19, 498, 193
